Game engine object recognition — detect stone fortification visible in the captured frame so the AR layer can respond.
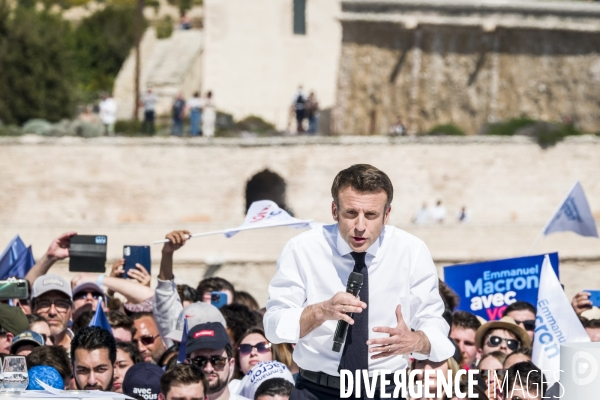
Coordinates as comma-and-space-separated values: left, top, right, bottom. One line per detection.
333, 0, 600, 135
1, 136, 599, 303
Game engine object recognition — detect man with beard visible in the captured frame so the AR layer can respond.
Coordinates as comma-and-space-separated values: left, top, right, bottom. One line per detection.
31, 274, 74, 350
133, 312, 167, 363
185, 322, 246, 400
71, 326, 116, 391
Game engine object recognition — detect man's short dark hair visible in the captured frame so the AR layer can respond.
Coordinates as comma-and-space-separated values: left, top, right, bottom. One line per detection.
505, 301, 536, 316
116, 341, 143, 364
196, 277, 235, 301
254, 378, 294, 400
331, 164, 393, 208
452, 311, 481, 331
219, 304, 262, 344
107, 311, 137, 337
26, 345, 72, 383
177, 285, 200, 304
72, 310, 94, 334
26, 314, 47, 326
71, 326, 117, 365
130, 311, 154, 322
160, 363, 207, 396
234, 291, 260, 311
439, 280, 460, 312
504, 361, 546, 398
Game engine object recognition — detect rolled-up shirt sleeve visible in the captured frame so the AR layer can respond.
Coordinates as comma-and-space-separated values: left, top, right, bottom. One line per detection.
408, 242, 454, 362
264, 241, 307, 344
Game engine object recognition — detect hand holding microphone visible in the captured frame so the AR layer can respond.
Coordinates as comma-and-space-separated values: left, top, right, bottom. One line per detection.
332, 272, 365, 352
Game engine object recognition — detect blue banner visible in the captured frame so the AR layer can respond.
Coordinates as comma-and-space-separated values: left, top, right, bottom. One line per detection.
444, 253, 559, 321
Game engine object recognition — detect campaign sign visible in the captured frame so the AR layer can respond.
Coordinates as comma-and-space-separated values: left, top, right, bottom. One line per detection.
444, 253, 559, 321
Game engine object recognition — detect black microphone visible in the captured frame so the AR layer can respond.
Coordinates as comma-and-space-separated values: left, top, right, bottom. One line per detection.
332, 272, 364, 352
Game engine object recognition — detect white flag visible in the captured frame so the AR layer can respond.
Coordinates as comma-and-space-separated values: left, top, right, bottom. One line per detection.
543, 181, 598, 238
532, 255, 590, 385
223, 200, 312, 238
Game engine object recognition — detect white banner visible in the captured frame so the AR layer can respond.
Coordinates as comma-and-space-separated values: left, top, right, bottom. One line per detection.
223, 200, 312, 238
532, 255, 590, 385
543, 181, 598, 238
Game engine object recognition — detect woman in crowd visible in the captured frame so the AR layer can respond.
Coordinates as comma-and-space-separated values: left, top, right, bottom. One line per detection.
112, 342, 142, 393
229, 327, 292, 392
477, 351, 506, 400
409, 357, 461, 400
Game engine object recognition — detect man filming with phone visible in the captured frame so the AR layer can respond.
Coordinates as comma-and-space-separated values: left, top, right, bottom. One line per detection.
264, 164, 454, 400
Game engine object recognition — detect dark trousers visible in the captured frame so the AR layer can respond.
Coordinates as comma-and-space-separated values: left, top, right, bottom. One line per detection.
142, 110, 155, 134
290, 374, 403, 400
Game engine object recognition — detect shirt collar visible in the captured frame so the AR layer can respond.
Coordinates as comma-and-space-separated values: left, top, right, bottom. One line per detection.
335, 225, 384, 257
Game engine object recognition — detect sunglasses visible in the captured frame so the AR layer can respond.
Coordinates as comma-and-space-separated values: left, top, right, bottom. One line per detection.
188, 356, 230, 369
487, 335, 520, 351
480, 369, 504, 380
34, 299, 72, 312
73, 292, 103, 301
40, 334, 55, 345
513, 319, 535, 332
238, 342, 272, 356
136, 335, 159, 346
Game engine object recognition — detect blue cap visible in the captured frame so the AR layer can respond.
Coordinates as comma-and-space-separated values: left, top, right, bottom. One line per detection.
10, 330, 44, 354
122, 362, 164, 399
27, 366, 64, 390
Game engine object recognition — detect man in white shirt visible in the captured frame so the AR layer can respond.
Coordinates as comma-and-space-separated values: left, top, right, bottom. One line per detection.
99, 94, 117, 136
264, 164, 454, 400
430, 200, 446, 224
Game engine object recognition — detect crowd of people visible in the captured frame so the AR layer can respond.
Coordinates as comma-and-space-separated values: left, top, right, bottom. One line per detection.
411, 200, 469, 224
291, 86, 319, 135
1, 227, 597, 399
140, 89, 217, 137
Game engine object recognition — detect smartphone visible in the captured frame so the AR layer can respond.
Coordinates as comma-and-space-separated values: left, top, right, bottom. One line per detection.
69, 235, 107, 272
211, 291, 228, 309
0, 279, 29, 300
123, 246, 151, 278
585, 290, 600, 307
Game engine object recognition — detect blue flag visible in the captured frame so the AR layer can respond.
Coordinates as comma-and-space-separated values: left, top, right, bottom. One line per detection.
5, 246, 35, 279
89, 303, 113, 334
543, 181, 598, 238
0, 236, 27, 279
177, 318, 189, 364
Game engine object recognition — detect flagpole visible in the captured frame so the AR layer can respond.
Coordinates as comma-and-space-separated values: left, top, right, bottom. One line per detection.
152, 230, 227, 245
526, 230, 544, 255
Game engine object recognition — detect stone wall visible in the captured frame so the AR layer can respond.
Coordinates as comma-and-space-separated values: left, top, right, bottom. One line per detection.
333, 1, 600, 135
1, 136, 600, 304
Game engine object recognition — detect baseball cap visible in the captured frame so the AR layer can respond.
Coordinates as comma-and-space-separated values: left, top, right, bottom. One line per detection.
72, 282, 107, 301
165, 302, 227, 342
31, 274, 72, 300
185, 322, 231, 357
0, 303, 29, 335
122, 362, 164, 399
237, 361, 294, 400
11, 330, 44, 353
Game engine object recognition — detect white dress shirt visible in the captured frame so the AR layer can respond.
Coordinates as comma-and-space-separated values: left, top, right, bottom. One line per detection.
264, 224, 454, 376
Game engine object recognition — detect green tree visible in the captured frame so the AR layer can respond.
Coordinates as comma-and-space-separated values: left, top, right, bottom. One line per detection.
72, 6, 144, 95
0, 0, 76, 125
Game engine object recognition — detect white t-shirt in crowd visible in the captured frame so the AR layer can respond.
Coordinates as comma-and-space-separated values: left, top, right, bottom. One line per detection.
430, 205, 446, 222
187, 96, 204, 109
99, 98, 117, 124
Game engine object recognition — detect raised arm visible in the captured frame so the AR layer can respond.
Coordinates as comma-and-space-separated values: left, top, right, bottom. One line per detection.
71, 273, 154, 304
25, 232, 77, 285
158, 230, 190, 281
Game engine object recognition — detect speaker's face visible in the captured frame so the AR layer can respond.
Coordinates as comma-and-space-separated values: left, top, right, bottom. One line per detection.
332, 186, 390, 253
